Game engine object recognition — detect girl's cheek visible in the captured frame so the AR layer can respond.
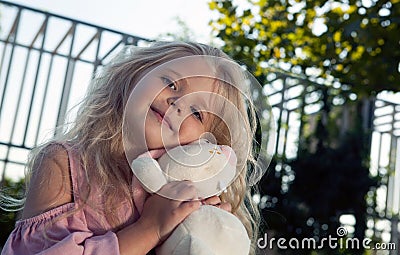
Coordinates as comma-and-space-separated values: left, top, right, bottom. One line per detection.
179, 120, 204, 141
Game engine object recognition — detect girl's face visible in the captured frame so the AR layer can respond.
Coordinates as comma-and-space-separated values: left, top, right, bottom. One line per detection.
144, 74, 216, 149
124, 57, 223, 155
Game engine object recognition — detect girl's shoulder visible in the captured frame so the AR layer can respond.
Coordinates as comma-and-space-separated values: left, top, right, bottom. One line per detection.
21, 142, 73, 220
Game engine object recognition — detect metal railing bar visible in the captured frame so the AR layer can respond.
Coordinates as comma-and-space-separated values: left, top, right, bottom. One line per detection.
274, 78, 287, 155
33, 55, 55, 146
8, 48, 33, 145
0, 9, 21, 119
373, 130, 398, 136
55, 23, 77, 133
0, 159, 28, 166
297, 86, 307, 145
0, 39, 94, 65
386, 171, 395, 217
0, 45, 9, 107
0, 141, 31, 150
374, 121, 397, 127
378, 98, 400, 104
92, 30, 103, 75
98, 38, 124, 63
266, 86, 323, 102
385, 132, 397, 217
264, 80, 304, 95
22, 16, 49, 144
281, 110, 291, 158
374, 112, 396, 119
4, 6, 19, 43
275, 72, 324, 87
375, 104, 395, 111
52, 24, 75, 55
0, 6, 23, 183
0, 14, 26, 182
0, 7, 20, 92
56, 60, 77, 134
74, 31, 100, 60
29, 15, 48, 48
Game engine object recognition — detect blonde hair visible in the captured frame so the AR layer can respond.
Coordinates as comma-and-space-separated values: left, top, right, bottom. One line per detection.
25, 41, 261, 252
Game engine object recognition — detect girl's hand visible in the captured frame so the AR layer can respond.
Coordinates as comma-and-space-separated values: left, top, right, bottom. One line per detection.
137, 181, 201, 245
201, 196, 232, 212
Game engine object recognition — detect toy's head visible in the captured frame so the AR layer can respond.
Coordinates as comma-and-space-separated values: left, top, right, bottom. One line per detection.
158, 139, 237, 198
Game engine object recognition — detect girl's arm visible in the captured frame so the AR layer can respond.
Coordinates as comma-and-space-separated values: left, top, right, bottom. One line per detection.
117, 182, 201, 255
7, 146, 119, 254
11, 145, 200, 255
22, 144, 72, 219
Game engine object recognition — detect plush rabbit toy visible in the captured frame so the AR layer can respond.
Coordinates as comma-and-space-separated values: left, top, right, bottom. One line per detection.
131, 139, 250, 255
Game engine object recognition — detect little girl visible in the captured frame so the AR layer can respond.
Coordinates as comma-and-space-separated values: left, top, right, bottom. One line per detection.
1, 42, 261, 255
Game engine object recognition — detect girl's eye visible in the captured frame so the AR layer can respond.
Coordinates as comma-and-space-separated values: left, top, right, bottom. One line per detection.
161, 77, 177, 90
190, 106, 203, 122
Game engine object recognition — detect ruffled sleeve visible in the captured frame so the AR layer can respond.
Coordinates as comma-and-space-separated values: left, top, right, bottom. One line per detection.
1, 202, 120, 255
1, 142, 123, 255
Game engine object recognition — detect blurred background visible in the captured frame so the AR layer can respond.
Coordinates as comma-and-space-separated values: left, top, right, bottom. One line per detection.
0, 0, 399, 254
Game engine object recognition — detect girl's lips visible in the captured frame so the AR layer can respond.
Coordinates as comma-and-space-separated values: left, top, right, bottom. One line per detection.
152, 108, 163, 122
151, 107, 172, 130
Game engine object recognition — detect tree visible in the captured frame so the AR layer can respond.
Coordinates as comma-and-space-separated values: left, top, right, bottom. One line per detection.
258, 88, 377, 254
209, 0, 400, 96
0, 178, 25, 248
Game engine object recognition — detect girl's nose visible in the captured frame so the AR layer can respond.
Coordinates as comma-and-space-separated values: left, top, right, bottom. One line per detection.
167, 97, 181, 113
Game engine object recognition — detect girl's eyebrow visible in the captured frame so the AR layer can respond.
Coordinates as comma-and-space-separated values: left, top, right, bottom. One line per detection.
164, 68, 189, 87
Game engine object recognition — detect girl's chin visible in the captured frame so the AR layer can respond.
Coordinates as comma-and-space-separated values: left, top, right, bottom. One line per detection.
145, 140, 176, 150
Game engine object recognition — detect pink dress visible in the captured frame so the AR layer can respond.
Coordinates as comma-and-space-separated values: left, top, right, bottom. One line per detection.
1, 144, 148, 255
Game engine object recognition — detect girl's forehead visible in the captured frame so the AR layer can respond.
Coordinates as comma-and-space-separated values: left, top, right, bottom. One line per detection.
155, 65, 223, 94
150, 56, 240, 111
153, 56, 240, 93
157, 57, 216, 78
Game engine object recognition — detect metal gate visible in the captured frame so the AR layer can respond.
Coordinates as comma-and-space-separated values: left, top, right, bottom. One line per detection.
0, 0, 399, 252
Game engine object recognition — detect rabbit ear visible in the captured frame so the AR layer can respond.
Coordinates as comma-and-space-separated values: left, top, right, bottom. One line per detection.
199, 132, 217, 144
219, 145, 237, 167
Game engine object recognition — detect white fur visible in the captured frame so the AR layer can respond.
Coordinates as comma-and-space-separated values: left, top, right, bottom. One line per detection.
131, 140, 250, 255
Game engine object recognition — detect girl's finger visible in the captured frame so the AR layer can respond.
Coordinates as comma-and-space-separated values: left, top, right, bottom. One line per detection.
218, 202, 232, 212
148, 149, 166, 159
173, 181, 198, 201
158, 181, 198, 201
174, 200, 201, 220
137, 149, 166, 159
201, 196, 221, 205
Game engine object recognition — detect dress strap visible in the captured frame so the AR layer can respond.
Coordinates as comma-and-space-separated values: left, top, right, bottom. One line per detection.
57, 142, 84, 206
